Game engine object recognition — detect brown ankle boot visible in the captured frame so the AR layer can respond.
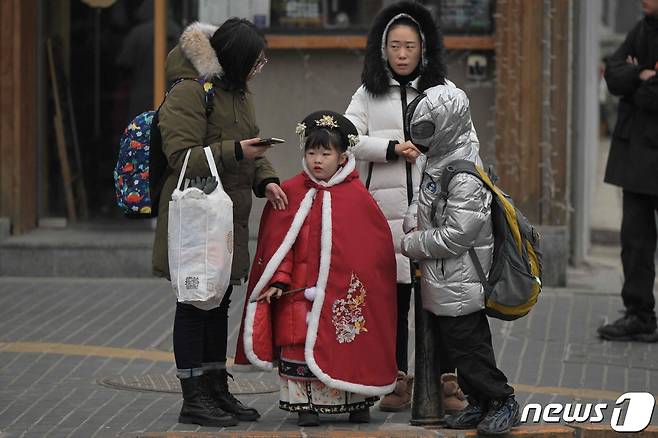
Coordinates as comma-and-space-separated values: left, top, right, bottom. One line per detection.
441, 372, 467, 415
378, 371, 414, 412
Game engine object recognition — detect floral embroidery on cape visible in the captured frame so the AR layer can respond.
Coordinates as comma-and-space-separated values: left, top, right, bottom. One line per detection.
331, 272, 368, 343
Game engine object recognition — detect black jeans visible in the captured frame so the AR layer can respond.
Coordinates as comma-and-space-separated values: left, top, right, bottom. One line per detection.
173, 286, 233, 370
396, 283, 412, 373
434, 311, 513, 407
397, 282, 454, 375
621, 190, 658, 321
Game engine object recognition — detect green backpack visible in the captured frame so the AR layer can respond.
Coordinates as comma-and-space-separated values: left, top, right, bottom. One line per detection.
440, 160, 543, 321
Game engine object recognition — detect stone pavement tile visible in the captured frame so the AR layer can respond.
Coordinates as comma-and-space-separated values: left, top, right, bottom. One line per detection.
12, 387, 80, 436
95, 392, 165, 435
91, 296, 171, 350
536, 342, 569, 388
626, 367, 649, 390
97, 394, 176, 437
602, 365, 627, 393
580, 363, 606, 390
18, 290, 103, 343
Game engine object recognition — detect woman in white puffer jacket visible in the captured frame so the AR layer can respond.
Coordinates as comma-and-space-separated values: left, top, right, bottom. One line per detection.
344, 1, 479, 412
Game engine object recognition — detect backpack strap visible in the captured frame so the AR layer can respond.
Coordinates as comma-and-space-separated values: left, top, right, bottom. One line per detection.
440, 159, 483, 198
197, 79, 216, 116
468, 247, 493, 295
157, 77, 216, 116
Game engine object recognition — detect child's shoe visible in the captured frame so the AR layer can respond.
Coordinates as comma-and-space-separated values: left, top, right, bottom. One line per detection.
348, 407, 370, 423
445, 397, 485, 429
378, 371, 413, 411
297, 411, 320, 427
441, 373, 467, 415
476, 395, 521, 435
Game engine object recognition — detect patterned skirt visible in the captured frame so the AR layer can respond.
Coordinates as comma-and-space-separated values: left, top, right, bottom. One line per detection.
278, 355, 378, 414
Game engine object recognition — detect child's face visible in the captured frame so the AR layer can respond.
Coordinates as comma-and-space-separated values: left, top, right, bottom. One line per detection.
305, 144, 346, 181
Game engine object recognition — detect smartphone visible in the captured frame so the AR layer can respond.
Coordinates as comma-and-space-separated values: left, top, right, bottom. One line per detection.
253, 137, 286, 147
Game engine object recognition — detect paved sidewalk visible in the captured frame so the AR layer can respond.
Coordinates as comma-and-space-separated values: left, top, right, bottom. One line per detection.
0, 245, 657, 437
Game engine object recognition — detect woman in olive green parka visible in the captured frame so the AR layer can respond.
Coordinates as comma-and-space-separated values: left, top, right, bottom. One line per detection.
152, 19, 288, 428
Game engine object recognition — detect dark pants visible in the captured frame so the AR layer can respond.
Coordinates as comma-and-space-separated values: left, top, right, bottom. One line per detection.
396, 282, 454, 375
396, 283, 412, 373
173, 286, 233, 370
435, 310, 513, 407
621, 190, 658, 320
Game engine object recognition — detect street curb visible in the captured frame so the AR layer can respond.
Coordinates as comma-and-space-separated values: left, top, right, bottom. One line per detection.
131, 425, 658, 438
571, 425, 658, 437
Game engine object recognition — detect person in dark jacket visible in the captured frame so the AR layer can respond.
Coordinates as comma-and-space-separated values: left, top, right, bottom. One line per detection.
153, 19, 288, 427
598, 0, 658, 343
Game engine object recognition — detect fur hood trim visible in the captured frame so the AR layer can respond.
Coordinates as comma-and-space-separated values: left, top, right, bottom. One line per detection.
180, 22, 223, 79
362, 1, 446, 97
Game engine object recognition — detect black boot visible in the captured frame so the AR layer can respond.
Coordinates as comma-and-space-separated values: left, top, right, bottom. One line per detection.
178, 376, 239, 427
348, 407, 370, 423
598, 312, 658, 342
297, 411, 320, 426
204, 369, 261, 421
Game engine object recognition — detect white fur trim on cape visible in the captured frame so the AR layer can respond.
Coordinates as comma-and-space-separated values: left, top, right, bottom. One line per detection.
180, 22, 223, 80
242, 189, 318, 370
303, 191, 396, 396
243, 153, 396, 396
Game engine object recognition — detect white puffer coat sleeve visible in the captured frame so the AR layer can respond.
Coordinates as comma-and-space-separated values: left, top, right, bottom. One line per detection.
344, 85, 391, 163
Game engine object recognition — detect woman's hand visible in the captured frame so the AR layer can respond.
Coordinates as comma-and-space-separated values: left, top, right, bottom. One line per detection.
265, 183, 289, 210
639, 69, 657, 81
240, 138, 271, 160
395, 141, 421, 163
259, 287, 283, 303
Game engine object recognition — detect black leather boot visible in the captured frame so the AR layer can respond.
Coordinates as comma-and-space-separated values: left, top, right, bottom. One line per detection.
204, 369, 261, 421
178, 375, 239, 427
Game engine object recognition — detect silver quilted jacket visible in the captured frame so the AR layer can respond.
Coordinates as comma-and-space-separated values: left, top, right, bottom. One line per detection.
401, 85, 493, 317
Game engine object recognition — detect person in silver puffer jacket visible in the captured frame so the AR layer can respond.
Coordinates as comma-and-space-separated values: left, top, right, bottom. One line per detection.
401, 85, 490, 317
401, 85, 521, 435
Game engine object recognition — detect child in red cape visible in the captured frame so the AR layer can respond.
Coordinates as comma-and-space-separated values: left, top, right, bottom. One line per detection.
235, 111, 398, 426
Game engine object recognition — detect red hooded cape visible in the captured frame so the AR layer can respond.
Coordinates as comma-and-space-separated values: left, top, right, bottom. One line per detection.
235, 157, 398, 396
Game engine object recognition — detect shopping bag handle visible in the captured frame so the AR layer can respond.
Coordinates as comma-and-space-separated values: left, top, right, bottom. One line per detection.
175, 147, 224, 192
203, 146, 224, 191
176, 149, 193, 191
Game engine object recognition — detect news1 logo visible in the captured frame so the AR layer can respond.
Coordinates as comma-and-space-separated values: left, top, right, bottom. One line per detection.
521, 392, 655, 432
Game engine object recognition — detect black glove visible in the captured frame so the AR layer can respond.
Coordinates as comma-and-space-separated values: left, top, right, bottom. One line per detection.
187, 176, 218, 194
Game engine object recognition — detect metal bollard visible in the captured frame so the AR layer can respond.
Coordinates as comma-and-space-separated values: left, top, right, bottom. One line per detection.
410, 284, 443, 425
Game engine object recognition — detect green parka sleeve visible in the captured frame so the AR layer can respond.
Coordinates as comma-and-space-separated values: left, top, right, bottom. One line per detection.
252, 156, 279, 197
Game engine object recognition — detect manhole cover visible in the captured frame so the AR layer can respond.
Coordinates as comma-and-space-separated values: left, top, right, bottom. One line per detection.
99, 373, 279, 394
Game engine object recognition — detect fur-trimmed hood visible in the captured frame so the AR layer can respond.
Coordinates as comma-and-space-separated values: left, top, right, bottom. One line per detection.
165, 22, 223, 82
362, 1, 446, 97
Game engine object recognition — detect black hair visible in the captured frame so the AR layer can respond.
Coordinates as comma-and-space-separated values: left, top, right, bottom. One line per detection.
210, 18, 266, 90
362, 1, 446, 96
304, 129, 347, 153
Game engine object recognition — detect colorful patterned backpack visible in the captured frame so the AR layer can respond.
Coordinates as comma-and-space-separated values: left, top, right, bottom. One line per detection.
114, 78, 216, 218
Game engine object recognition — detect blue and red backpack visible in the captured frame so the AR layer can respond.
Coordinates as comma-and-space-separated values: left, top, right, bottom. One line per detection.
114, 78, 216, 218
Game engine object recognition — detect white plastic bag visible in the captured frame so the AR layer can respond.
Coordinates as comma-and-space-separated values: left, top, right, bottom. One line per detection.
168, 147, 233, 310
